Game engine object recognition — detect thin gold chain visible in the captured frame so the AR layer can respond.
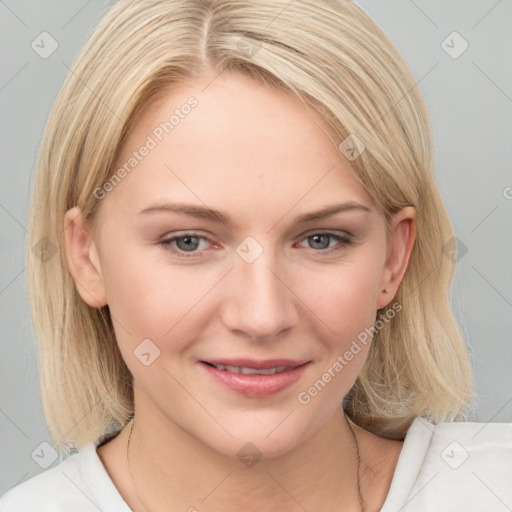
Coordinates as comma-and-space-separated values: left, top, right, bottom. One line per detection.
347, 417, 366, 512
126, 415, 365, 512
126, 419, 152, 512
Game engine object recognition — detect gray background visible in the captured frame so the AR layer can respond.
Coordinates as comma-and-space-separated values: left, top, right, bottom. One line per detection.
1, 0, 511, 496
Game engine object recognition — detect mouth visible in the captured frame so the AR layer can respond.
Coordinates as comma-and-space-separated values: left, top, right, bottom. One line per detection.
202, 362, 297, 375
199, 358, 311, 398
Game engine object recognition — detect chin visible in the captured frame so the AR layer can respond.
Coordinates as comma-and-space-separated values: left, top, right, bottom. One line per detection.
198, 416, 314, 463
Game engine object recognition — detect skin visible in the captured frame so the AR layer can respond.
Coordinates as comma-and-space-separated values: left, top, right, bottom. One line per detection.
64, 71, 416, 511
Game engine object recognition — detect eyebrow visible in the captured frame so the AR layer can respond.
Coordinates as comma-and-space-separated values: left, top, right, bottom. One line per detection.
139, 201, 371, 224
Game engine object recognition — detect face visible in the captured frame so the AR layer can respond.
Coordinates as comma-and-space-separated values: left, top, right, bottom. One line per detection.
65, 71, 414, 459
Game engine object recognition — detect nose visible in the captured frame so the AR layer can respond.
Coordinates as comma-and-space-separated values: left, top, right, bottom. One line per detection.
220, 247, 300, 342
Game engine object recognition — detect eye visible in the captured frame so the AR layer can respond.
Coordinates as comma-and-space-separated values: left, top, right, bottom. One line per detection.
158, 230, 354, 259
297, 231, 353, 254
159, 232, 211, 258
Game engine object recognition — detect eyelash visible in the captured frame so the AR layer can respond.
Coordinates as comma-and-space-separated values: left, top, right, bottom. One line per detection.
158, 231, 354, 259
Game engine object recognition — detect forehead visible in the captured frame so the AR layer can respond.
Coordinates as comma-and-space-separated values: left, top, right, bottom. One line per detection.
99, 72, 375, 224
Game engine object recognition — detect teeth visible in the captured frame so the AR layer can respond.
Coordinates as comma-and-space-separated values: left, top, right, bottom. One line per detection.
211, 364, 291, 375
240, 367, 262, 375
258, 368, 277, 375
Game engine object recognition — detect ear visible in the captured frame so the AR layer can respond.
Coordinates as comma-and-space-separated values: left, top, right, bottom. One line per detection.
376, 206, 416, 310
63, 206, 108, 308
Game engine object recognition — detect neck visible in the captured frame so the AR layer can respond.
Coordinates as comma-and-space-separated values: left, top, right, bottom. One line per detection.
124, 395, 365, 512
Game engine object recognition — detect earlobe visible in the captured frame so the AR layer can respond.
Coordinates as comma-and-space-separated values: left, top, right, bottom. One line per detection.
63, 206, 108, 308
376, 206, 416, 309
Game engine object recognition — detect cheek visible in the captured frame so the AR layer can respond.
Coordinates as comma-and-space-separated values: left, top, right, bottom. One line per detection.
300, 254, 383, 342
99, 244, 219, 350
291, 261, 381, 416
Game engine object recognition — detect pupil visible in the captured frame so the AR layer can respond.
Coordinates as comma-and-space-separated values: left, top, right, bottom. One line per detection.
177, 236, 199, 252
311, 234, 328, 249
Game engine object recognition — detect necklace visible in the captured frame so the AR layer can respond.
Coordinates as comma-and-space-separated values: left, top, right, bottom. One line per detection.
126, 415, 365, 512
347, 417, 366, 512
126, 419, 152, 512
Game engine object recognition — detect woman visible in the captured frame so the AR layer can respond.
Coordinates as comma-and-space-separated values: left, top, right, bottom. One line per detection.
1, 0, 510, 510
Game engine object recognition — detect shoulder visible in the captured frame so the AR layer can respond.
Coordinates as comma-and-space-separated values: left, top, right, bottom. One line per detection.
0, 432, 129, 512
426, 419, 512, 470
383, 418, 512, 512
0, 451, 90, 511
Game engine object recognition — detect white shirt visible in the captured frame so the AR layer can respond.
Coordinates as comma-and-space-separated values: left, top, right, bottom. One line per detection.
1, 417, 511, 511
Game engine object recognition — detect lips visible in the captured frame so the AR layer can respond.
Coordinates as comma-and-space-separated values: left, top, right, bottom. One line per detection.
206, 363, 292, 375
202, 358, 309, 369
199, 358, 310, 398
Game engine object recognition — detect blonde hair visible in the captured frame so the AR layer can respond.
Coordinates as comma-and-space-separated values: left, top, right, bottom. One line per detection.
27, 0, 473, 453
